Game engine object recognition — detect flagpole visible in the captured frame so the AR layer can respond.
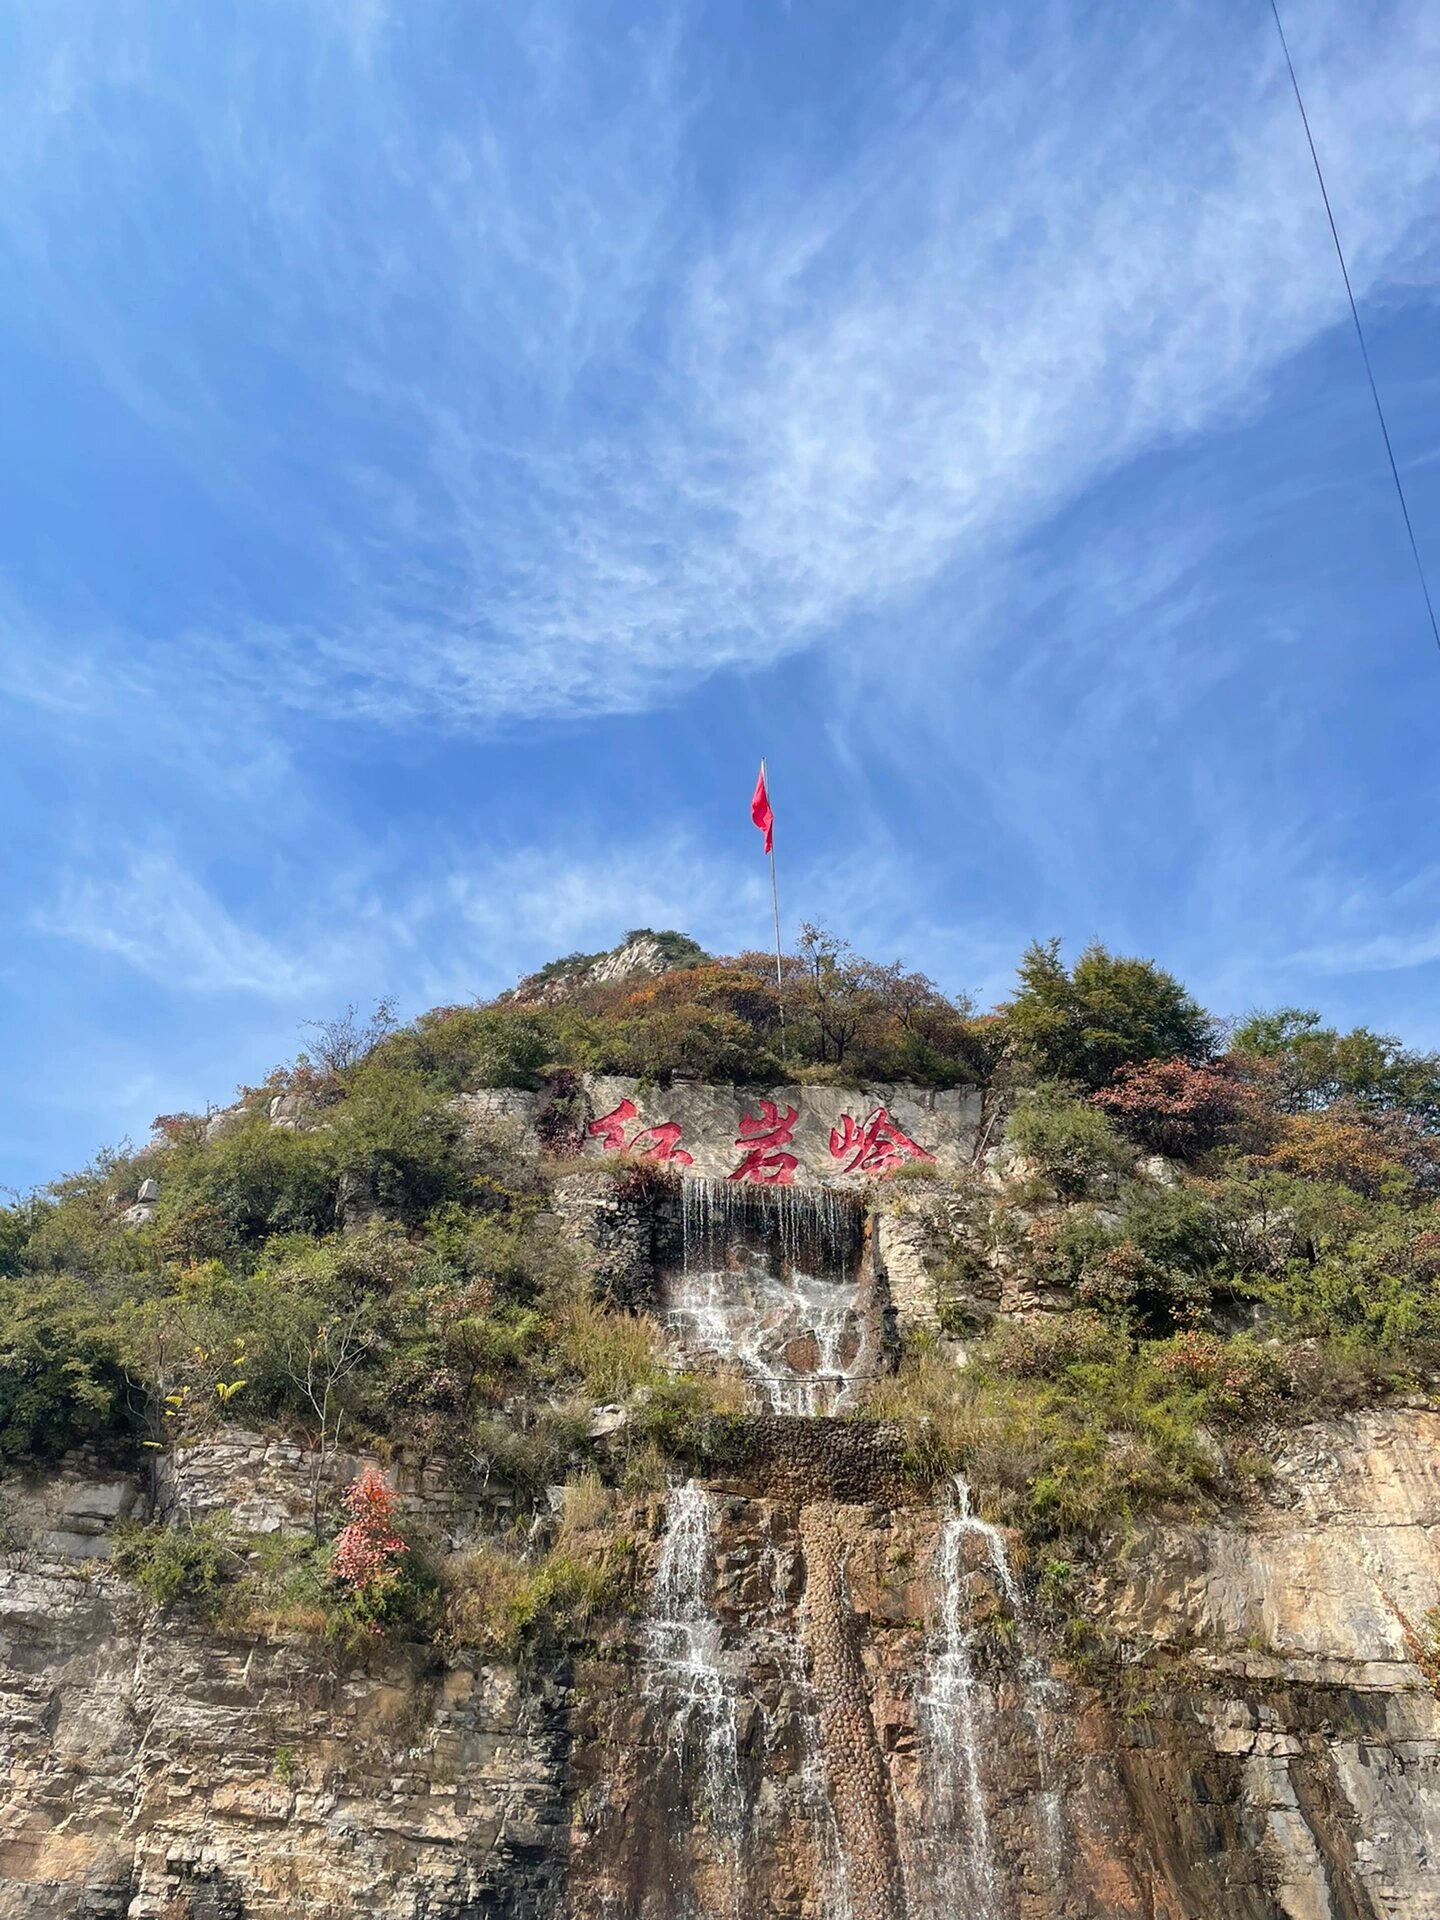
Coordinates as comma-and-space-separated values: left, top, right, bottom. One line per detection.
762, 757, 787, 1056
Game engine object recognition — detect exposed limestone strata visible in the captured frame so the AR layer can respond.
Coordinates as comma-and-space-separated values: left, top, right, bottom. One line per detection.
3, 1411, 1439, 1916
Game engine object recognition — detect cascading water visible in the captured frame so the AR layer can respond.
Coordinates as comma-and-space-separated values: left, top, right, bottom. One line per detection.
643, 1480, 742, 1839
915, 1475, 1064, 1917
677, 1179, 861, 1277
949, 1478, 1064, 1885
665, 1181, 869, 1413
916, 1482, 1002, 1920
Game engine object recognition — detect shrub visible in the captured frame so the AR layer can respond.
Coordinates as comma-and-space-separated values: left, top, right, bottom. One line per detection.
629, 1373, 739, 1461
985, 1311, 1121, 1378
1094, 1057, 1250, 1159
548, 1299, 665, 1401
115, 1518, 233, 1614
324, 1467, 441, 1643
0, 1198, 42, 1276
0, 1275, 130, 1459
326, 1066, 469, 1223
1152, 1331, 1282, 1423
1261, 1111, 1412, 1199
331, 1466, 408, 1595
864, 1327, 1235, 1541
20, 1151, 160, 1278
1123, 1184, 1227, 1276
1016, 1207, 1116, 1294
382, 1005, 593, 1092
299, 999, 398, 1078
423, 1204, 574, 1304
470, 1405, 589, 1497
1263, 1206, 1440, 1354
442, 1539, 623, 1656
158, 1112, 336, 1244
1008, 1089, 1132, 1197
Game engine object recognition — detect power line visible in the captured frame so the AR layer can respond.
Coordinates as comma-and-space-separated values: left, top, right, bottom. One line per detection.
1268, 0, 1440, 657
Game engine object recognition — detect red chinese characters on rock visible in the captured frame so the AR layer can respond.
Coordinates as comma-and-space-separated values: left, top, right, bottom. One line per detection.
728, 1098, 800, 1186
587, 1098, 694, 1167
829, 1106, 935, 1177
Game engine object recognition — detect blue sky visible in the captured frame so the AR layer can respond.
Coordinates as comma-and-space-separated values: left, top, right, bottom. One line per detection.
4, 0, 1440, 1190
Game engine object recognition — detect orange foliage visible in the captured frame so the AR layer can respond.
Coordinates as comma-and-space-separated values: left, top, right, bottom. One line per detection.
1263, 1112, 1407, 1197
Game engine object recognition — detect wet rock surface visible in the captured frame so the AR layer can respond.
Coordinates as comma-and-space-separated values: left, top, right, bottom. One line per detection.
3, 1415, 1439, 1917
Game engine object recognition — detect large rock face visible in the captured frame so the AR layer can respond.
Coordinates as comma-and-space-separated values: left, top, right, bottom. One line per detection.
455, 1076, 985, 1186
0, 1562, 568, 1918
3, 1410, 1438, 1918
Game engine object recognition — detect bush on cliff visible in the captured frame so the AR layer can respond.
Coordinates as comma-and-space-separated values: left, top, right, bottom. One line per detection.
1093, 1056, 1256, 1159
1008, 1088, 1133, 1198
114, 1517, 235, 1615
865, 1320, 1271, 1545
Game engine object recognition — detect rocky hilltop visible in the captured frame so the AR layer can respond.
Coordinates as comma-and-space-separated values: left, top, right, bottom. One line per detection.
3, 934, 1440, 1916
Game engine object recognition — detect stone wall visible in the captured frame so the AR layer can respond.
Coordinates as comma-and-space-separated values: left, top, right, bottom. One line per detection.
703, 1414, 916, 1506
550, 1170, 657, 1310
155, 1430, 499, 1545
458, 1076, 984, 1188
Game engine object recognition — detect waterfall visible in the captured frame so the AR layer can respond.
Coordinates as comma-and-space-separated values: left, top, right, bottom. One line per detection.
917, 1484, 1001, 1920
664, 1258, 867, 1414
644, 1481, 742, 1838
916, 1476, 1064, 1916
667, 1181, 869, 1414
949, 1478, 1065, 1883
678, 1178, 863, 1277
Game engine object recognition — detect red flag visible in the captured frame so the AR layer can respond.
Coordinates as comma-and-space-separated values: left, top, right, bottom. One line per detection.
750, 764, 774, 854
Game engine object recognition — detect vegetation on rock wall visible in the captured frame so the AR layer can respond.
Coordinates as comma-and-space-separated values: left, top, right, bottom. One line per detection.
4, 928, 1440, 1640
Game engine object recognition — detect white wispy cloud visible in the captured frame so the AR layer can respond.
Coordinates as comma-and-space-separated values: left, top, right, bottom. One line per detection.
3, 1, 1438, 729
31, 833, 776, 1009
33, 852, 328, 1000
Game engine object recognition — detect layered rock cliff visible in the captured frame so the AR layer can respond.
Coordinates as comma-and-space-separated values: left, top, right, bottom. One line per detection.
3, 1402, 1438, 1917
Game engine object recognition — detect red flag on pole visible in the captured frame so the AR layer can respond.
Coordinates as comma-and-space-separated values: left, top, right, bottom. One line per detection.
750, 764, 774, 854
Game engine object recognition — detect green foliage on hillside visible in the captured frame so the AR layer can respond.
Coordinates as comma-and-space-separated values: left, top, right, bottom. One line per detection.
4, 925, 1440, 1627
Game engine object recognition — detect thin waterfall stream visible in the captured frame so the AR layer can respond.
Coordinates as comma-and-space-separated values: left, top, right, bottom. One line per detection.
915, 1474, 1064, 1916
917, 1481, 1002, 1920
643, 1480, 742, 1839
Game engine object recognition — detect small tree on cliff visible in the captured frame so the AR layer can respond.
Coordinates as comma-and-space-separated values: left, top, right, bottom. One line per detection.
331, 1466, 408, 1595
284, 1304, 375, 1541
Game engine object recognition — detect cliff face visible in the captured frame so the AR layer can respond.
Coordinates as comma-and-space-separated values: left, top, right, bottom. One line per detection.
6, 1072, 1440, 1919
3, 1406, 1439, 1919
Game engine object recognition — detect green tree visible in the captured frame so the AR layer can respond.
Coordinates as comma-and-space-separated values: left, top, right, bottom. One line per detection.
0, 1275, 129, 1459
1008, 939, 1214, 1090
1233, 1009, 1440, 1127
